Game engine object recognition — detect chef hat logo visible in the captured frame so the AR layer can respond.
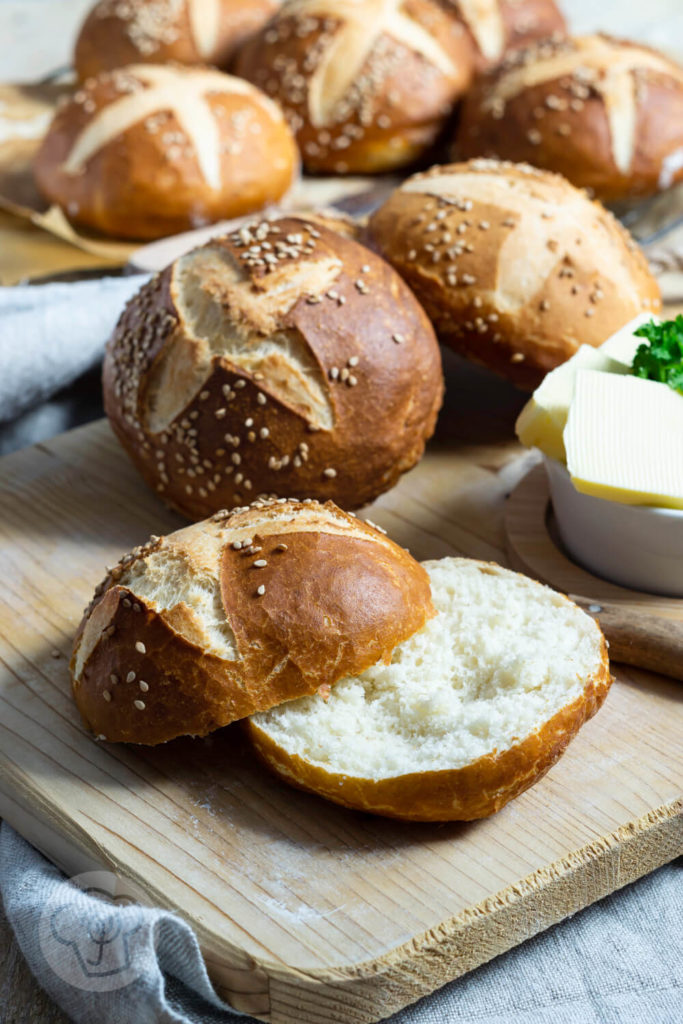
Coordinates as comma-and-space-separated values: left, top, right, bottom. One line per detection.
38, 871, 145, 992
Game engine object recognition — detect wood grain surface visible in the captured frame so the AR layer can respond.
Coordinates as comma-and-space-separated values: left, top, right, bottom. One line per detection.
0, 353, 681, 1024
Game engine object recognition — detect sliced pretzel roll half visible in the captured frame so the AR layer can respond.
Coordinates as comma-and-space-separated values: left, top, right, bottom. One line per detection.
247, 558, 612, 821
71, 499, 434, 745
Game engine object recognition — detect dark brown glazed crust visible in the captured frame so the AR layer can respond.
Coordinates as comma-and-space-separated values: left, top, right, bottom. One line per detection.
235, 0, 474, 174
455, 35, 683, 202
71, 500, 435, 744
103, 216, 444, 518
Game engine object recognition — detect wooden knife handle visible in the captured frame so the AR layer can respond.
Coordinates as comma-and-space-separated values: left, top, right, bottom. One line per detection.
571, 596, 683, 682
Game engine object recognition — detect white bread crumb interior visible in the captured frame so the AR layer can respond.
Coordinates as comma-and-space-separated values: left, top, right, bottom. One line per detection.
251, 558, 604, 778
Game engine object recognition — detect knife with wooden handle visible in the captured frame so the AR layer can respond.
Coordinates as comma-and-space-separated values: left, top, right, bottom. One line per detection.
571, 596, 683, 681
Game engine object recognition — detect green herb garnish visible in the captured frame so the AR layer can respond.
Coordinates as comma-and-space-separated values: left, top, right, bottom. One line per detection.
632, 316, 683, 395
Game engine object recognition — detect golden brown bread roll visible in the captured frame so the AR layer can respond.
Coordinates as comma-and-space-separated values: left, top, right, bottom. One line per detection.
71, 499, 434, 745
454, 35, 683, 202
366, 159, 662, 389
34, 65, 299, 240
104, 215, 443, 517
74, 0, 281, 81
235, 0, 475, 174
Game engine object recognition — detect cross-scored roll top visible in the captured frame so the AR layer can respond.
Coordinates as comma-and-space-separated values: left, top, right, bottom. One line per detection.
103, 215, 443, 518
367, 159, 661, 388
71, 499, 435, 745
34, 64, 299, 239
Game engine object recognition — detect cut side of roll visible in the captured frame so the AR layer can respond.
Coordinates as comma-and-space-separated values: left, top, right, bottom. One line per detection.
247, 558, 612, 821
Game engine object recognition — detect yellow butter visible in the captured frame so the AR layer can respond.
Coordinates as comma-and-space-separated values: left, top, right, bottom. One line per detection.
564, 371, 683, 510
515, 314, 660, 461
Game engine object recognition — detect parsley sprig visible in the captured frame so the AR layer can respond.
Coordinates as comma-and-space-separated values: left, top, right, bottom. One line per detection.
632, 316, 683, 395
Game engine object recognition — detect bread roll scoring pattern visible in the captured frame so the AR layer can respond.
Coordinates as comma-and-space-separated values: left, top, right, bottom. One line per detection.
236, 0, 474, 173
453, 0, 566, 70
456, 35, 683, 201
367, 160, 661, 388
70, 499, 434, 745
34, 65, 298, 239
75, 0, 282, 80
104, 216, 443, 517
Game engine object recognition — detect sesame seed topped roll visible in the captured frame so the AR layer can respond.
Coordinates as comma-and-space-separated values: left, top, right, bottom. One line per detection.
103, 215, 443, 518
71, 499, 434, 745
367, 160, 661, 389
235, 0, 475, 174
454, 35, 683, 203
74, 0, 282, 81
34, 64, 299, 240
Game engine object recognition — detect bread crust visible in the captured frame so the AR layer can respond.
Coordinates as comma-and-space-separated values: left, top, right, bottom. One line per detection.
74, 0, 279, 81
34, 65, 299, 241
103, 215, 443, 518
366, 159, 661, 389
246, 633, 612, 822
454, 35, 683, 202
454, 0, 566, 73
70, 500, 435, 745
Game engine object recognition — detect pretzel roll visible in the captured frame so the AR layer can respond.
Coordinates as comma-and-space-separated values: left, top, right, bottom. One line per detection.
103, 215, 443, 517
71, 499, 434, 745
34, 65, 298, 240
367, 160, 661, 389
450, 0, 566, 73
235, 0, 474, 174
75, 0, 281, 81
455, 35, 683, 202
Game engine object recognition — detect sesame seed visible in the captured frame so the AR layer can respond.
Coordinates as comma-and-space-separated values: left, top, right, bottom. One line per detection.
135, 641, 146, 654
253, 559, 268, 567
256, 585, 266, 596
103, 690, 111, 702
348, 355, 359, 367
232, 540, 243, 550
259, 427, 269, 439
275, 543, 288, 552
134, 699, 146, 711
139, 680, 149, 693
110, 674, 118, 685
323, 468, 337, 478
392, 333, 405, 344
257, 393, 267, 405
126, 671, 136, 683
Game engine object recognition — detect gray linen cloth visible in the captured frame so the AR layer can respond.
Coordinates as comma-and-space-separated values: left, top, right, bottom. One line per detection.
1, 822, 681, 1024
0, 276, 149, 424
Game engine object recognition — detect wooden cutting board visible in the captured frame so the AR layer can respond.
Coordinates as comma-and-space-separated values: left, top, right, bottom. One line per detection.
0, 356, 681, 1024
